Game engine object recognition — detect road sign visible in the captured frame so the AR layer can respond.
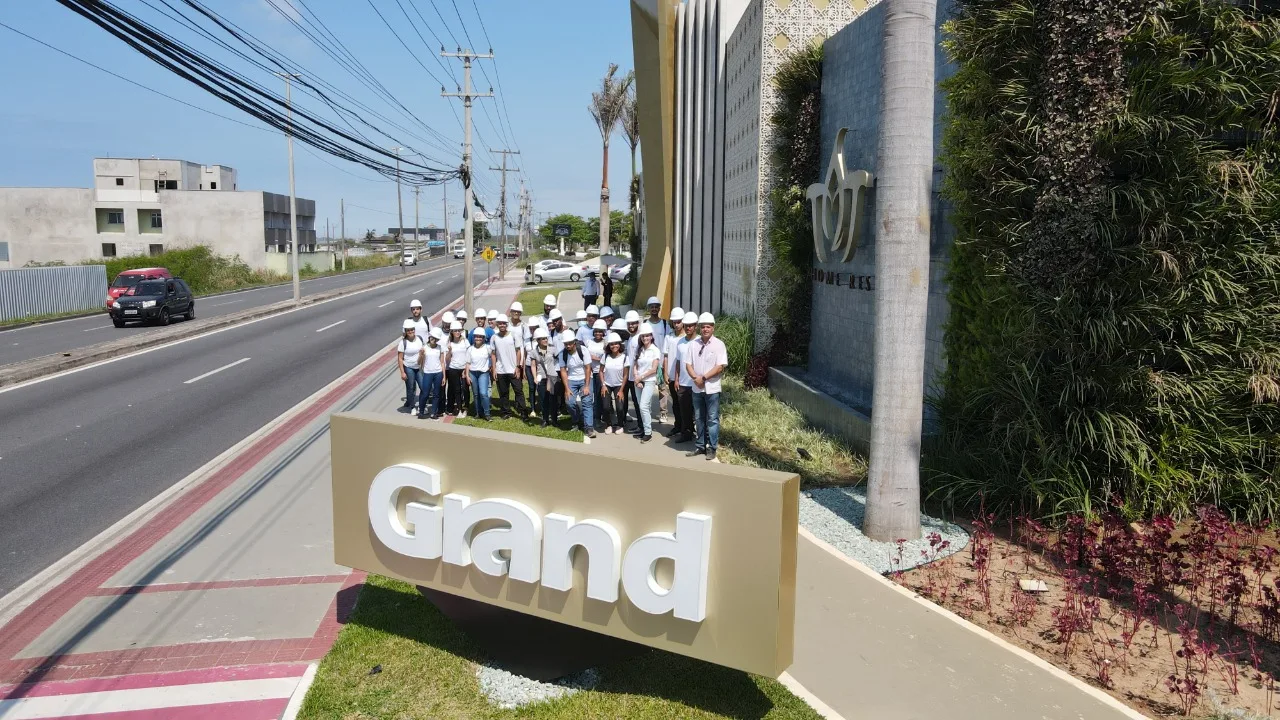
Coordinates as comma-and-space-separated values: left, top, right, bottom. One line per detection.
553, 223, 572, 238
481, 246, 496, 263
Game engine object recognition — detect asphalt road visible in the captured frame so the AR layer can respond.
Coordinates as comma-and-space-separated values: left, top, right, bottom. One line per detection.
0, 255, 458, 367
0, 258, 482, 595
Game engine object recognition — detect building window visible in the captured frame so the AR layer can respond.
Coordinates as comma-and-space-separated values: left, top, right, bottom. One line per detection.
149, 244, 164, 257
210, 181, 217, 190
102, 243, 117, 257
0, 241, 8, 262
150, 211, 163, 229
115, 178, 124, 186
107, 211, 124, 225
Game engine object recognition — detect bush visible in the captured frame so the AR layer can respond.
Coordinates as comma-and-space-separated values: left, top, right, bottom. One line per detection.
716, 316, 754, 376
99, 246, 269, 295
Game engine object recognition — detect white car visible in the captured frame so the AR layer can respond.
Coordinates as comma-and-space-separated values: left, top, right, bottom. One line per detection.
609, 263, 631, 281
401, 250, 417, 266
525, 261, 586, 284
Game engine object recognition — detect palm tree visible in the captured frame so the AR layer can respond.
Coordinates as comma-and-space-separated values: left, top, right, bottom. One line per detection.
620, 87, 641, 267
588, 64, 634, 258
862, 0, 937, 543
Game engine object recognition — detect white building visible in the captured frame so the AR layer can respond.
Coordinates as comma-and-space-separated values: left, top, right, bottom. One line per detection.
0, 158, 316, 270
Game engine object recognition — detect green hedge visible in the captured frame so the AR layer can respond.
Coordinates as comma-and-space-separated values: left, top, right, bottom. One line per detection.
932, 0, 1280, 520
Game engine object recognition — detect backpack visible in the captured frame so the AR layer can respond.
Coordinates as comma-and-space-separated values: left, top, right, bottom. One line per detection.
561, 346, 585, 367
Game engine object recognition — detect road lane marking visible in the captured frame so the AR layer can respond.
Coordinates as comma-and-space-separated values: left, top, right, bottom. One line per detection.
183, 357, 251, 385
209, 299, 246, 307
436, 280, 444, 285
315, 320, 346, 333
412, 288, 424, 295
377, 301, 395, 308
82, 325, 112, 332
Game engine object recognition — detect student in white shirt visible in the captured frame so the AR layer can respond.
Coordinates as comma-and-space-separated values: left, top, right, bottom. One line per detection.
409, 299, 429, 339
397, 319, 425, 414
662, 310, 687, 437
465, 325, 495, 421
444, 321, 471, 416
529, 326, 559, 427
600, 332, 629, 434
547, 309, 567, 417
418, 328, 446, 419
685, 313, 729, 461
674, 312, 699, 443
490, 314, 525, 418
632, 323, 663, 442
586, 319, 608, 432
656, 305, 682, 424
558, 331, 595, 437
623, 310, 642, 431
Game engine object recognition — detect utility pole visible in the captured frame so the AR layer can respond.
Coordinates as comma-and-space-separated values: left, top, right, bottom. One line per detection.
442, 182, 450, 256
442, 47, 494, 320
489, 149, 519, 280
413, 186, 421, 262
276, 72, 302, 302
515, 180, 527, 262
340, 199, 346, 271
392, 146, 405, 273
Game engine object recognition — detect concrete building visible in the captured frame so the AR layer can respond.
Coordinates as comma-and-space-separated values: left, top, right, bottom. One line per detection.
0, 158, 316, 270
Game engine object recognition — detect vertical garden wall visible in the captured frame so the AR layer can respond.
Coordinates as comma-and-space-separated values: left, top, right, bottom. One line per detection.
934, 0, 1280, 519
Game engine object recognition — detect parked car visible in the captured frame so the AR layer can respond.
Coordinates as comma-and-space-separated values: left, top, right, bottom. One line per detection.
109, 278, 195, 327
105, 267, 172, 308
609, 263, 631, 281
525, 261, 585, 284
401, 249, 418, 266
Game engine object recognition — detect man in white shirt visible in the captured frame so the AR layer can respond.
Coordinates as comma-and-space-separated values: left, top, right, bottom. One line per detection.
409, 299, 430, 339
661, 309, 686, 438
623, 310, 642, 431
674, 311, 698, 443
581, 270, 601, 309
684, 313, 728, 462
490, 314, 525, 418
508, 301, 534, 419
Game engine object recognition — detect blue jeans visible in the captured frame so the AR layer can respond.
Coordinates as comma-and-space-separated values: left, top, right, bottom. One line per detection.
402, 367, 423, 410
537, 379, 556, 423
637, 379, 656, 436
692, 391, 721, 451
419, 371, 443, 415
470, 371, 491, 418
566, 377, 594, 430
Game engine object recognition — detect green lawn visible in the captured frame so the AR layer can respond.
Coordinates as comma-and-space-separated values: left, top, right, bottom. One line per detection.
513, 284, 576, 316
297, 574, 823, 720
453, 413, 584, 443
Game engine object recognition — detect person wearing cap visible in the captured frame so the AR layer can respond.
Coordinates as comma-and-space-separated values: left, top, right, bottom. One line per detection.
581, 268, 600, 309
444, 321, 471, 416
674, 311, 700, 443
529, 326, 560, 427
685, 312, 728, 461
586, 319, 608, 429
600, 331, 629, 434
397, 319, 425, 414
623, 310, 643, 432
632, 322, 662, 442
601, 268, 614, 308
490, 313, 525, 419
409, 299, 430, 339
419, 328, 446, 419
465, 319, 496, 421
558, 330, 595, 437
662, 309, 687, 437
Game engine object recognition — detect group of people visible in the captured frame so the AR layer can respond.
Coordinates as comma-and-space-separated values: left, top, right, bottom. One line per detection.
395, 292, 729, 461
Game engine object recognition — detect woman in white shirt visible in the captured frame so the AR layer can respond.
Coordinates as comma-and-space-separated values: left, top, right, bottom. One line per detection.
397, 319, 425, 414
600, 332, 629, 434
418, 328, 446, 420
632, 323, 663, 442
444, 321, 470, 417
465, 326, 495, 421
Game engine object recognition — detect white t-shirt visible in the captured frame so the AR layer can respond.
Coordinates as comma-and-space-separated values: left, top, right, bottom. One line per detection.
490, 332, 519, 374
586, 339, 605, 371
466, 344, 492, 373
647, 317, 670, 349
422, 343, 445, 373
626, 335, 639, 371
551, 328, 566, 356
398, 336, 424, 369
633, 344, 662, 383
602, 353, 627, 387
576, 325, 593, 346
677, 340, 696, 388
560, 345, 589, 382
447, 340, 470, 369
664, 335, 686, 381
412, 316, 430, 339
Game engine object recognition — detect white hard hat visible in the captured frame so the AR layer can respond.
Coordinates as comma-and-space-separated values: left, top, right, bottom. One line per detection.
449, 321, 463, 331
625, 310, 640, 323
575, 310, 587, 320
548, 309, 563, 321
402, 319, 417, 330
640, 322, 656, 336
670, 307, 685, 321
509, 301, 524, 313
561, 330, 578, 343
487, 309, 499, 319
683, 311, 699, 325
647, 296, 661, 307
611, 318, 628, 331
543, 294, 558, 306
442, 311, 456, 324
592, 319, 607, 330
533, 327, 549, 339
586, 304, 599, 315
456, 310, 468, 320
430, 328, 444, 340
496, 313, 509, 323
601, 307, 615, 318
606, 332, 622, 344
698, 312, 716, 325
474, 308, 486, 319
409, 299, 422, 308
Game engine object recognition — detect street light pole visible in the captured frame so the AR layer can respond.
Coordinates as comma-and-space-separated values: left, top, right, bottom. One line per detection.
393, 146, 405, 274
413, 186, 421, 263
442, 48, 494, 320
276, 72, 302, 303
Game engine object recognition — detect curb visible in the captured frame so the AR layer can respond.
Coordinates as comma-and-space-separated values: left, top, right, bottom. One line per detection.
0, 262, 462, 389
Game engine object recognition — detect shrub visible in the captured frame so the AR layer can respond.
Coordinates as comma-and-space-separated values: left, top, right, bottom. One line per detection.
716, 316, 754, 376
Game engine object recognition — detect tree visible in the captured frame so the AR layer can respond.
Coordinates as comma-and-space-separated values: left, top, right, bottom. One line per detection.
537, 213, 592, 252
588, 64, 634, 259
620, 87, 642, 267
363, 230, 375, 243
862, 0, 937, 542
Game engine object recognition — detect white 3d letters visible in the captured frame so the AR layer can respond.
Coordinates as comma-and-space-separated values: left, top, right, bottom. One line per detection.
442, 494, 543, 583
621, 512, 713, 622
541, 514, 622, 602
367, 463, 443, 559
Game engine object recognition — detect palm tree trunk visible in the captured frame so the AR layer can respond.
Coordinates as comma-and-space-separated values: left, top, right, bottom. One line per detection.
630, 146, 639, 261
863, 0, 937, 542
599, 140, 611, 258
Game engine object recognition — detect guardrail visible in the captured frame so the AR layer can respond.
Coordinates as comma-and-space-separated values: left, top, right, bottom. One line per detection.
0, 265, 108, 322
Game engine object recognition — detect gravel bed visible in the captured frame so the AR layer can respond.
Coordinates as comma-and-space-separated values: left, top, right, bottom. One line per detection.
799, 486, 968, 574
475, 664, 600, 709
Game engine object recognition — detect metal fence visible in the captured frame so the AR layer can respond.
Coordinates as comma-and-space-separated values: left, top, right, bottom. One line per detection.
0, 265, 108, 322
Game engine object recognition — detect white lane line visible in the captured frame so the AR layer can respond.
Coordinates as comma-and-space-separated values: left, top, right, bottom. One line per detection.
209, 298, 245, 307
315, 320, 346, 333
0, 676, 301, 718
82, 325, 112, 332
182, 357, 251, 385
436, 280, 444, 285
377, 301, 395, 308
412, 288, 424, 295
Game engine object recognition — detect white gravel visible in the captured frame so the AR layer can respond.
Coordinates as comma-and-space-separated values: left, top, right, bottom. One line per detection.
799, 486, 968, 574
475, 664, 600, 709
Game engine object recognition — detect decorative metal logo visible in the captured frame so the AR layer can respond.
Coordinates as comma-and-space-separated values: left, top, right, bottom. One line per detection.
807, 127, 875, 263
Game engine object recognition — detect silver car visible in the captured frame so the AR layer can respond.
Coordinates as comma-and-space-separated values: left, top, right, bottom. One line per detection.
525, 261, 585, 284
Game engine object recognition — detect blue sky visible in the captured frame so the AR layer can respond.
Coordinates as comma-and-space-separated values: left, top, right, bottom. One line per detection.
0, 0, 637, 236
